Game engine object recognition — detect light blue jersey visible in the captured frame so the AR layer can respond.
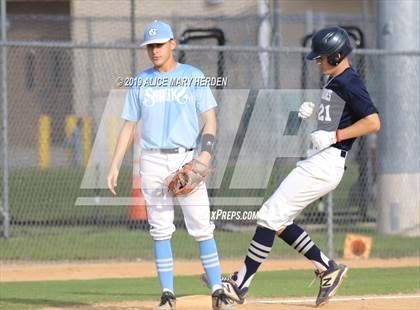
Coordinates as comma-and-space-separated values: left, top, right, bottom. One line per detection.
121, 63, 217, 149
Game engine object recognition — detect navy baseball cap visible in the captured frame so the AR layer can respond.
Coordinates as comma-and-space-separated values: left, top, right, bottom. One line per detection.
140, 20, 174, 47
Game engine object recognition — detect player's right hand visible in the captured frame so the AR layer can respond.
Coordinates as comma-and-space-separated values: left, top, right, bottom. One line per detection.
107, 167, 119, 196
298, 101, 315, 119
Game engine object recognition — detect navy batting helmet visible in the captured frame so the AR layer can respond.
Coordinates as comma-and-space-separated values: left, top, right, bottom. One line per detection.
306, 26, 353, 66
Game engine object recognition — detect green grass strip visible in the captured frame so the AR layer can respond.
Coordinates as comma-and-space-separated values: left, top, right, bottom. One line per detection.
0, 266, 418, 310
1, 227, 419, 260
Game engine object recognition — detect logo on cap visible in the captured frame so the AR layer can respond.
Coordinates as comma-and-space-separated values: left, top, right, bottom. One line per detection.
148, 28, 158, 36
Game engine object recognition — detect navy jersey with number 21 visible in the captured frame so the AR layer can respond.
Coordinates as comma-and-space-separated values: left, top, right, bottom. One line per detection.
316, 67, 378, 151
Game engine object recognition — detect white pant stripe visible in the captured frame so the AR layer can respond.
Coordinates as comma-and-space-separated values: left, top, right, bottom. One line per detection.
296, 236, 311, 252
156, 258, 173, 263
200, 252, 218, 260
247, 250, 265, 263
249, 244, 270, 258
291, 232, 308, 249
202, 257, 219, 265
204, 262, 220, 269
157, 262, 173, 268
250, 240, 271, 252
301, 241, 314, 255
157, 267, 173, 272
295, 236, 311, 252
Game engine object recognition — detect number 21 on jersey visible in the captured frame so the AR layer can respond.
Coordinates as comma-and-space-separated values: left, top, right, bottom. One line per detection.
318, 103, 331, 122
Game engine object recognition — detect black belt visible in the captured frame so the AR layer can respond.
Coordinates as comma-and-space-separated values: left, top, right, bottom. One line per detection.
332, 146, 347, 158
146, 147, 194, 154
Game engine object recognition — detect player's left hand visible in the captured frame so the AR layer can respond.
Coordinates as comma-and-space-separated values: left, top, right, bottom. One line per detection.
107, 166, 119, 195
310, 130, 337, 150
166, 159, 211, 196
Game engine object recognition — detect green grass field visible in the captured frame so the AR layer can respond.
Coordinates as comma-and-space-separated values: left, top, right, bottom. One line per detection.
0, 267, 419, 310
1, 226, 419, 260
4, 163, 360, 223
2, 166, 419, 261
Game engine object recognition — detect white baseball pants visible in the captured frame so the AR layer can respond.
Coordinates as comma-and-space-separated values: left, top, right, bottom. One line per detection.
140, 150, 215, 241
257, 147, 346, 231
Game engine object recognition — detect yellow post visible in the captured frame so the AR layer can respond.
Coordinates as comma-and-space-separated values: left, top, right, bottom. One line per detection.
38, 115, 50, 170
107, 116, 118, 160
82, 117, 91, 167
65, 115, 77, 140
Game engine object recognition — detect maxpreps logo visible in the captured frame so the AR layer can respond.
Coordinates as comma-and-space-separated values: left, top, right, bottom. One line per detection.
77, 89, 330, 208
211, 209, 258, 221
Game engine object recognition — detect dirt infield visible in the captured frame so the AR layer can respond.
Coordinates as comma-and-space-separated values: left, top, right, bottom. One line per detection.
1, 257, 419, 282
43, 295, 420, 310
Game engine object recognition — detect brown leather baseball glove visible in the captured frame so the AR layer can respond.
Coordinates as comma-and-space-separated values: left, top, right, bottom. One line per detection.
166, 159, 211, 196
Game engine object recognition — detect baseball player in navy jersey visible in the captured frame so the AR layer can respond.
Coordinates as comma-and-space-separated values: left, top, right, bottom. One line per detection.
107, 20, 233, 310
212, 26, 381, 307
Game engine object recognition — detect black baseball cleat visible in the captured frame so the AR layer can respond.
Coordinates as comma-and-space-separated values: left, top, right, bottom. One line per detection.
155, 291, 176, 310
201, 272, 248, 304
314, 261, 348, 307
212, 288, 235, 310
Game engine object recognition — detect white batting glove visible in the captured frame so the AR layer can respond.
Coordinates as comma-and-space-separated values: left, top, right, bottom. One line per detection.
310, 130, 337, 150
298, 101, 315, 119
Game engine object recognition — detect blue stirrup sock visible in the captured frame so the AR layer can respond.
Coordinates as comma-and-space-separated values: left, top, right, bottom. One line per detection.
154, 239, 174, 294
199, 238, 222, 293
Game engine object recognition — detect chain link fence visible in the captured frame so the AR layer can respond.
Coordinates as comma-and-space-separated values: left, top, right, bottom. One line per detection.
0, 3, 419, 261
1, 41, 419, 261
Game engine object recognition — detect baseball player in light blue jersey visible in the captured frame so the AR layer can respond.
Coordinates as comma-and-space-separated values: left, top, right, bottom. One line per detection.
107, 21, 233, 310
